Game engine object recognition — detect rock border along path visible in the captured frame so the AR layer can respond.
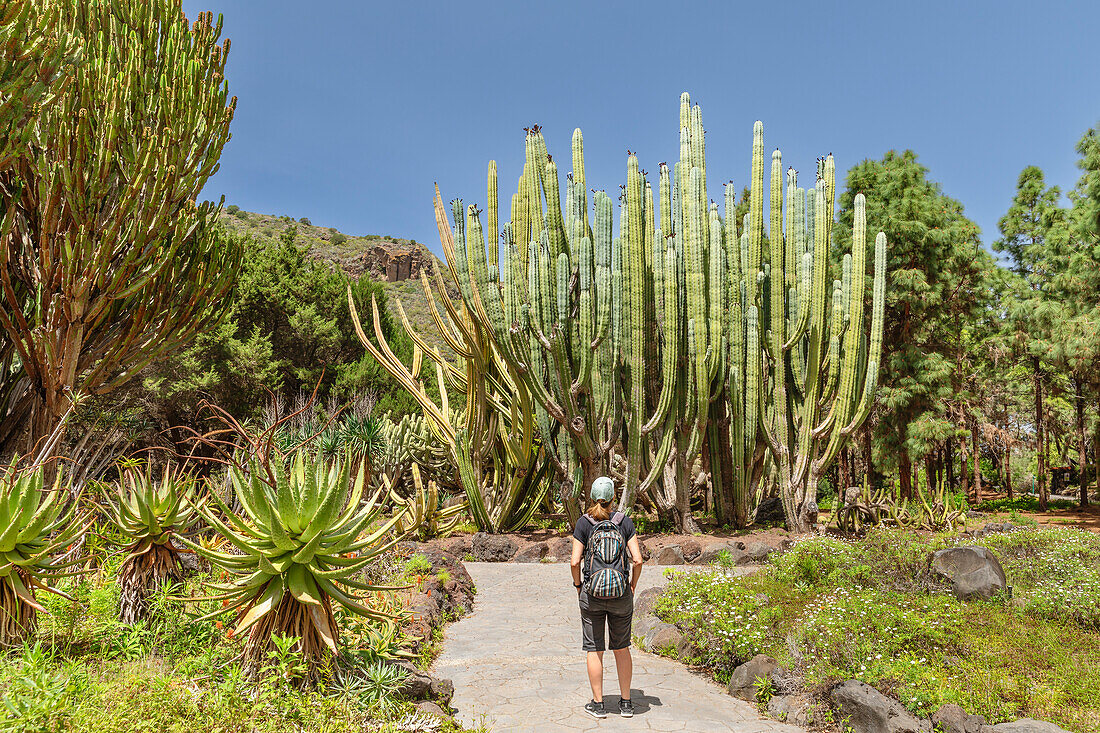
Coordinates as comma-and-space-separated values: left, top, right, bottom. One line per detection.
434, 562, 807, 732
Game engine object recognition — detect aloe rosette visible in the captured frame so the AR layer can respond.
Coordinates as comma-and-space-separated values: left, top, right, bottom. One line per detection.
0, 462, 88, 645
105, 464, 203, 623
187, 450, 407, 677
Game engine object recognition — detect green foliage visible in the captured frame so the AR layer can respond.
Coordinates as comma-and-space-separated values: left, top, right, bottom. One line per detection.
657, 528, 1100, 730
331, 231, 349, 246
0, 1, 240, 454
975, 496, 1076, 512
227, 205, 241, 215
0, 463, 87, 645
981, 527, 1100, 628
838, 151, 994, 493
403, 554, 432, 576
143, 225, 420, 432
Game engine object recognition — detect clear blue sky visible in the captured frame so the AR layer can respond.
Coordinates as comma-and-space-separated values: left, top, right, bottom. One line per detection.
182, 0, 1100, 257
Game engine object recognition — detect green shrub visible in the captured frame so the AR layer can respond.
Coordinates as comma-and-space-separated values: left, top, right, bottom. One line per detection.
226, 204, 239, 214
975, 496, 1076, 512
331, 231, 348, 246
656, 527, 1100, 729
404, 554, 432, 576
299, 217, 312, 226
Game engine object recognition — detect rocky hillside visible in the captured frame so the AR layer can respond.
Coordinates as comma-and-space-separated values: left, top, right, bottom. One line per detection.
218, 206, 458, 361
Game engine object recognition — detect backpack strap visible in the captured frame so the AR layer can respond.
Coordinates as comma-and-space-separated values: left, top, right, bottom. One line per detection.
610, 511, 625, 525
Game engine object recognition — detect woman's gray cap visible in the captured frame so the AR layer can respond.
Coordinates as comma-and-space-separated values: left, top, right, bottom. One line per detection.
590, 476, 615, 502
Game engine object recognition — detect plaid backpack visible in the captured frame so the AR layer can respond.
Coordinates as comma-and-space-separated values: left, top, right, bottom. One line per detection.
582, 512, 629, 599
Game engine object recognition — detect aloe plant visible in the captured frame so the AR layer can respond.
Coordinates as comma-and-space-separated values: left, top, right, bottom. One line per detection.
186, 450, 407, 680
104, 464, 203, 624
0, 461, 87, 646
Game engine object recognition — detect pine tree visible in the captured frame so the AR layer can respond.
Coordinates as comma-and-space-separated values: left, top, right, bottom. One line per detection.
994, 166, 1067, 509
838, 150, 992, 500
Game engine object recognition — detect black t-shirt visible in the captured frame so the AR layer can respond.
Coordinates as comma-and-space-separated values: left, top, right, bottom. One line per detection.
572, 512, 636, 547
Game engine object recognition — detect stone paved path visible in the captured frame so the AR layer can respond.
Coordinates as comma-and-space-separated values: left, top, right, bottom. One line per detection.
434, 562, 807, 733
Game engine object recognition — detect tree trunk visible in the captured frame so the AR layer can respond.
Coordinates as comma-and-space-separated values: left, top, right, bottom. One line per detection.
971, 420, 982, 503
1034, 360, 1047, 510
1075, 378, 1089, 508
899, 447, 913, 501
946, 440, 956, 493
924, 453, 936, 496
960, 436, 970, 498
1094, 398, 1100, 501
1005, 443, 1013, 499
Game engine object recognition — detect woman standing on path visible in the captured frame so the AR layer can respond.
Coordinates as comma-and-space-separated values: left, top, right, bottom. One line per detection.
570, 476, 645, 719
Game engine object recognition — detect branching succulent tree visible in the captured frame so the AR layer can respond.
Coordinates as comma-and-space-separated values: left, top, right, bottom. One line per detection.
0, 1, 240, 455
187, 450, 406, 681
0, 0, 78, 452
105, 464, 203, 624
0, 461, 88, 645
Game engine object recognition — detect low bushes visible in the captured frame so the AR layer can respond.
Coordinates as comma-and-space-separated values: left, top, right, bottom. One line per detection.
657, 527, 1100, 731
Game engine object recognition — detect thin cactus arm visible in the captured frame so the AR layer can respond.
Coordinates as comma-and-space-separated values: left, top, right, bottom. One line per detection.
841, 231, 887, 434
347, 291, 456, 447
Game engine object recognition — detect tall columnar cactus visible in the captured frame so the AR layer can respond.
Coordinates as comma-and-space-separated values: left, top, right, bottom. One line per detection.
742, 126, 887, 532
348, 205, 547, 533
448, 126, 622, 523
430, 93, 884, 532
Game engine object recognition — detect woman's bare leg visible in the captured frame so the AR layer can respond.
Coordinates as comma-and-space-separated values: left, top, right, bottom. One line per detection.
586, 651, 604, 701
612, 647, 632, 700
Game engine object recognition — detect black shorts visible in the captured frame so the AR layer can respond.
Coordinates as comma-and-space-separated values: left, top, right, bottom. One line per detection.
579, 589, 634, 651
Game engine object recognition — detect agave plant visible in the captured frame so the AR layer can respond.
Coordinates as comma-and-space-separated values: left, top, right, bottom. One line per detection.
104, 464, 203, 624
0, 461, 87, 646
187, 450, 408, 680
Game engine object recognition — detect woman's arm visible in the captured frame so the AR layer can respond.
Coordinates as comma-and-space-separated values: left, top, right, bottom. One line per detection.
627, 536, 644, 592
570, 538, 585, 592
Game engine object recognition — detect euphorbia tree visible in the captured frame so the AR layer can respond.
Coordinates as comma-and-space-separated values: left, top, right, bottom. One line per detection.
0, 1, 240, 455
0, 0, 78, 450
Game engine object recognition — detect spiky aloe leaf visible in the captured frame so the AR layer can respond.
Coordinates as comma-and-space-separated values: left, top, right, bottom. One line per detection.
0, 460, 88, 645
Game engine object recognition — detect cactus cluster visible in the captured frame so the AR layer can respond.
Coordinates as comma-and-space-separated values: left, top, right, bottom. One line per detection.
379, 93, 886, 532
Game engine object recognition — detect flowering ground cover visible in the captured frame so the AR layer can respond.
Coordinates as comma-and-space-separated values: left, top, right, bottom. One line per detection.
656, 527, 1100, 732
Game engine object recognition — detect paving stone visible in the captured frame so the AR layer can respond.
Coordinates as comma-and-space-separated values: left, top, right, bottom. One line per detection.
434, 562, 807, 731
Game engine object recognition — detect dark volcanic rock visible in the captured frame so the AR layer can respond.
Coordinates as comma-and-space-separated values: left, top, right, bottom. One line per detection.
471, 532, 518, 562
829, 679, 923, 733
727, 654, 778, 701
656, 545, 685, 565
514, 542, 549, 563
931, 546, 1007, 600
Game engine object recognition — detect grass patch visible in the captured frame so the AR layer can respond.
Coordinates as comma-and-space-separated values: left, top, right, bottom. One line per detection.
656, 527, 1100, 731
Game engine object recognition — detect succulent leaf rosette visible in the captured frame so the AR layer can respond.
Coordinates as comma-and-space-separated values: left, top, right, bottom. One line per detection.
105, 464, 203, 623
0, 462, 87, 645
187, 449, 407, 676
